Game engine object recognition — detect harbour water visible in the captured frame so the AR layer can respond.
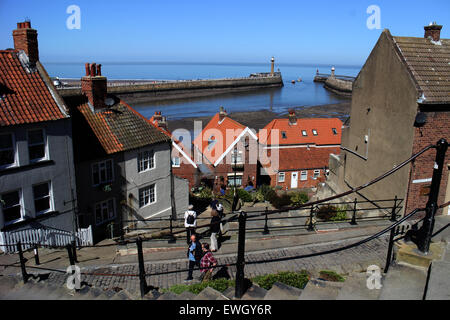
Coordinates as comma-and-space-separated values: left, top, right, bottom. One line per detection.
44, 62, 361, 120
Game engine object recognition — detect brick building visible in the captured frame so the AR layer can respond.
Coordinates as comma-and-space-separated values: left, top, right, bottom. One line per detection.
259, 111, 342, 190
327, 23, 450, 217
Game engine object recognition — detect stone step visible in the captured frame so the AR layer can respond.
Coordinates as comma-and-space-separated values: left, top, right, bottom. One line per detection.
298, 279, 343, 300
336, 272, 381, 300
425, 261, 450, 300
178, 291, 196, 300
157, 291, 180, 300
378, 264, 427, 300
241, 283, 268, 300
264, 282, 303, 300
194, 287, 229, 300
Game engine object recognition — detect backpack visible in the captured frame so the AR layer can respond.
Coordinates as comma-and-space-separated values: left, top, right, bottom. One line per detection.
186, 212, 195, 225
194, 241, 203, 261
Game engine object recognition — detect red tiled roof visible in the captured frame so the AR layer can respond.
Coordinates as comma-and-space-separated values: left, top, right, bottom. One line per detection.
0, 50, 68, 126
193, 113, 247, 165
273, 147, 341, 171
76, 99, 170, 155
259, 118, 343, 146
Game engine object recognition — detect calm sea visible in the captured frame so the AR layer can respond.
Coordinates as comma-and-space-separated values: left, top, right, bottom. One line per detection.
43, 62, 361, 120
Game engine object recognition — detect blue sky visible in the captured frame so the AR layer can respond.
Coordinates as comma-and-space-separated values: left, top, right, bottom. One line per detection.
0, 0, 449, 66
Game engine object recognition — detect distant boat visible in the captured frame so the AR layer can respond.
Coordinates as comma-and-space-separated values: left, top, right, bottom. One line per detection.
297, 77, 302, 82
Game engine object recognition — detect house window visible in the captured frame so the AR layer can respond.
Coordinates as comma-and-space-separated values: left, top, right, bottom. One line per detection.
312, 129, 318, 136
138, 150, 155, 172
28, 129, 46, 162
94, 199, 115, 225
300, 171, 308, 181
278, 172, 285, 183
33, 182, 52, 214
332, 128, 338, 135
281, 131, 287, 139
1, 190, 22, 224
207, 136, 216, 150
302, 130, 308, 136
92, 159, 114, 186
139, 184, 156, 208
313, 170, 320, 178
231, 150, 243, 164
172, 157, 180, 167
0, 133, 15, 168
228, 175, 243, 187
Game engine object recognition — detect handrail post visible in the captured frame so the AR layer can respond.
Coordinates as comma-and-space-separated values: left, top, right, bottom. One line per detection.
307, 206, 315, 231
235, 211, 247, 299
350, 198, 358, 225
262, 207, 269, 235
33, 244, 40, 265
71, 240, 78, 263
390, 196, 398, 222
137, 237, 147, 298
17, 241, 28, 284
415, 139, 448, 254
384, 227, 396, 273
66, 243, 75, 266
168, 215, 176, 243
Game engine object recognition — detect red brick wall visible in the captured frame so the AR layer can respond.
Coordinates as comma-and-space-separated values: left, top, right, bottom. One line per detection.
212, 163, 258, 192
405, 110, 450, 216
172, 163, 199, 190
270, 169, 325, 190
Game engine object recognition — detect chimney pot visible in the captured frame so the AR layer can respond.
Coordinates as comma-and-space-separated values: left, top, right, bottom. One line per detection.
13, 20, 39, 65
97, 64, 102, 76
424, 23, 442, 42
81, 62, 107, 110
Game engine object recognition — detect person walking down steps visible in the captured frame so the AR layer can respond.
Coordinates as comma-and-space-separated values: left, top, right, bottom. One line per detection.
184, 204, 197, 244
185, 234, 203, 281
210, 208, 221, 252
200, 243, 217, 282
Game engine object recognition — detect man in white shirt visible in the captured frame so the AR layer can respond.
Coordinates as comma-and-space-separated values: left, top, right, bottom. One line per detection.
184, 204, 197, 244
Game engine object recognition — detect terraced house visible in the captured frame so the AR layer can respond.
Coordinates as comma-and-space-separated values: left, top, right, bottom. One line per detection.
0, 22, 78, 243
66, 64, 189, 241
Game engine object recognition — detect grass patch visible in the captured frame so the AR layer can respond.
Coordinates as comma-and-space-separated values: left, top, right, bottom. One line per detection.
165, 278, 235, 295
319, 270, 345, 282
252, 271, 309, 290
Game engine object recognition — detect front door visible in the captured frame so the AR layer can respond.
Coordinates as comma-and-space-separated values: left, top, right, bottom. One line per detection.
291, 172, 298, 189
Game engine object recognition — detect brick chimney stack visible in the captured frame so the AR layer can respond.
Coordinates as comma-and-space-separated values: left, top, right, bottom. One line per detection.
288, 108, 297, 125
81, 63, 107, 110
424, 22, 442, 42
13, 21, 39, 65
219, 106, 227, 122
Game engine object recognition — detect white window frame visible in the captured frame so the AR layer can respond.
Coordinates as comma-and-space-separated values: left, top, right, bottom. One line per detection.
302, 130, 308, 136
281, 131, 287, 139
231, 150, 243, 164
139, 184, 156, 208
171, 156, 181, 167
94, 198, 116, 226
138, 150, 155, 173
92, 159, 114, 186
1, 189, 24, 225
33, 181, 54, 215
300, 170, 308, 181
0, 132, 17, 169
313, 170, 320, 178
278, 172, 285, 183
332, 128, 338, 135
227, 173, 243, 187
312, 129, 318, 136
27, 128, 48, 163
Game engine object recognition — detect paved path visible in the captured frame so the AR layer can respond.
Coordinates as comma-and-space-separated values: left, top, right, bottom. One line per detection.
14, 235, 389, 295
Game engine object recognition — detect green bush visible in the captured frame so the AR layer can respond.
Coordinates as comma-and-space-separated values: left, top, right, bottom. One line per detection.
330, 207, 348, 221
166, 278, 235, 295
270, 193, 292, 209
253, 271, 309, 290
315, 205, 338, 221
319, 270, 345, 282
290, 192, 309, 205
251, 190, 265, 203
237, 189, 253, 202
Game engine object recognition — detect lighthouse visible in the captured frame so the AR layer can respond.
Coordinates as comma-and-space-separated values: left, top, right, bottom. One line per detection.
270, 57, 275, 76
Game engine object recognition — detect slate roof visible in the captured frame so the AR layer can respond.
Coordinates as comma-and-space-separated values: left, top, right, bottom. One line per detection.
392, 34, 450, 104
259, 118, 343, 146
0, 49, 68, 126
76, 100, 171, 155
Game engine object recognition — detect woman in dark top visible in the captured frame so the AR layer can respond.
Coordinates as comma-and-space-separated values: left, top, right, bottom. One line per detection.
210, 214, 221, 252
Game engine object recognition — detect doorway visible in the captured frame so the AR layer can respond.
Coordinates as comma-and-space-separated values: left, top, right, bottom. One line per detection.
291, 172, 298, 189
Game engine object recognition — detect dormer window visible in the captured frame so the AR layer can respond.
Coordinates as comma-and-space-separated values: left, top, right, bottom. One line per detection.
208, 135, 216, 150
281, 131, 287, 139
312, 129, 318, 136
332, 128, 338, 135
302, 130, 307, 136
